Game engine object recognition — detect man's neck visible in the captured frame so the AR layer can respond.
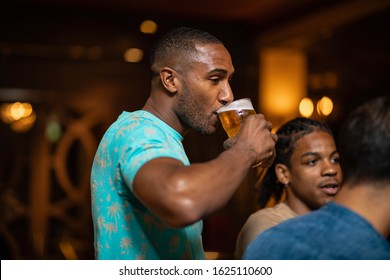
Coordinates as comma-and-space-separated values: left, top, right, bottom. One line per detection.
335, 182, 390, 238
142, 96, 189, 136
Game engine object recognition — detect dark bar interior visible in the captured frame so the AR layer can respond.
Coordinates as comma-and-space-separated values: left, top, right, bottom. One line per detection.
1, 0, 390, 259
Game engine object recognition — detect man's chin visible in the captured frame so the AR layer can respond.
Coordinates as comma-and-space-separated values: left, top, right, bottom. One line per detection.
196, 126, 216, 136
200, 130, 215, 136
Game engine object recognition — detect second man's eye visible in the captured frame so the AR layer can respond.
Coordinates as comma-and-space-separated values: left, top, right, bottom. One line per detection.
331, 156, 340, 164
306, 159, 318, 166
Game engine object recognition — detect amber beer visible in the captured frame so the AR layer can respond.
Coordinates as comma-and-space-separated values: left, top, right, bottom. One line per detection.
217, 98, 256, 137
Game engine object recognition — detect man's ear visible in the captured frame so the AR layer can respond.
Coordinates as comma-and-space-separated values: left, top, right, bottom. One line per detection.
160, 67, 179, 94
275, 163, 290, 185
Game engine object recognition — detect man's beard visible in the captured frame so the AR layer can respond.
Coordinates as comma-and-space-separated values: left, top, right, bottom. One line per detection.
176, 84, 215, 135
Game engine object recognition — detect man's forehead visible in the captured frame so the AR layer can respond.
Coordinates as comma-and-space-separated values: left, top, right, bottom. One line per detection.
194, 43, 230, 58
192, 44, 234, 72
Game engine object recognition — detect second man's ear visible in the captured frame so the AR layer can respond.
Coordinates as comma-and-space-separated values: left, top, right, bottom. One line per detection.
275, 163, 290, 185
160, 67, 179, 93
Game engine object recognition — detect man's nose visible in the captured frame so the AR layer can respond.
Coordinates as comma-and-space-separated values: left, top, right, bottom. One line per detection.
219, 82, 234, 105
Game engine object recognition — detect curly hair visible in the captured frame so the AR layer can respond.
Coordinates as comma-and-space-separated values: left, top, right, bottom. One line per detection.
258, 117, 333, 208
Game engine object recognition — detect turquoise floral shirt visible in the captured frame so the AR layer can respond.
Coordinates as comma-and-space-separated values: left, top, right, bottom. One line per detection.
91, 110, 205, 259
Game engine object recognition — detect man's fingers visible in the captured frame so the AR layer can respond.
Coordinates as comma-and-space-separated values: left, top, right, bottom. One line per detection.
271, 133, 278, 143
223, 137, 236, 150
266, 121, 273, 131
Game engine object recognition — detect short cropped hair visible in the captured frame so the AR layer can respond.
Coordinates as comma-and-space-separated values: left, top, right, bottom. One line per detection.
338, 95, 390, 185
149, 27, 223, 74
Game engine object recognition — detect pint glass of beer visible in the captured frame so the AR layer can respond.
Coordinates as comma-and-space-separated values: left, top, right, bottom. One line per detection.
217, 98, 256, 138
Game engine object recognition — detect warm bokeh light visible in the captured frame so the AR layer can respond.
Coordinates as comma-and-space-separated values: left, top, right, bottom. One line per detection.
0, 102, 36, 132
259, 48, 307, 129
123, 48, 143, 63
299, 97, 314, 117
11, 102, 32, 120
1, 103, 14, 124
140, 20, 158, 34
10, 111, 36, 133
317, 96, 334, 116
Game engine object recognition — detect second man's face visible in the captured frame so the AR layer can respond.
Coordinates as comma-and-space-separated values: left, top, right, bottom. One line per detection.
287, 131, 342, 210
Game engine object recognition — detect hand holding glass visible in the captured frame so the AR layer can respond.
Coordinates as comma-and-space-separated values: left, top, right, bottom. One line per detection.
217, 98, 273, 168
216, 98, 256, 138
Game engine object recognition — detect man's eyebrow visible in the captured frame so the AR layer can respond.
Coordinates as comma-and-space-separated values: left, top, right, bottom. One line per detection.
208, 68, 229, 75
301, 152, 319, 159
301, 149, 339, 159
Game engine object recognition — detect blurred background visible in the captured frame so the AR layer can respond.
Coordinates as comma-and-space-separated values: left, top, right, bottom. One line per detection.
1, 0, 390, 259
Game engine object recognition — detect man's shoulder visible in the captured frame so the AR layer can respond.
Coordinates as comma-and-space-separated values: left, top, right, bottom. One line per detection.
242, 203, 362, 260
111, 111, 170, 138
242, 215, 323, 260
242, 225, 300, 259
246, 203, 296, 224
243, 202, 390, 259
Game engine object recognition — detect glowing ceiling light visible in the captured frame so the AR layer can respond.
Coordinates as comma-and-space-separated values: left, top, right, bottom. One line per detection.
123, 48, 143, 63
1, 102, 36, 132
299, 97, 314, 118
10, 111, 36, 133
140, 20, 158, 34
317, 96, 334, 116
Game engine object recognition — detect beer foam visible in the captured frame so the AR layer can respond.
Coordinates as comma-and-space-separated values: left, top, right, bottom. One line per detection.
217, 98, 254, 113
